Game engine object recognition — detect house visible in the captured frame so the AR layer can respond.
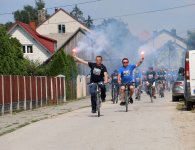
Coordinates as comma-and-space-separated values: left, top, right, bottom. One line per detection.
36, 8, 93, 75
8, 21, 57, 62
140, 29, 187, 69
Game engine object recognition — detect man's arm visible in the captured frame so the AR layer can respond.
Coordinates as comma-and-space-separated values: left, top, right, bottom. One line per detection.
73, 56, 88, 65
118, 74, 121, 84
136, 58, 144, 67
136, 54, 144, 67
104, 72, 108, 83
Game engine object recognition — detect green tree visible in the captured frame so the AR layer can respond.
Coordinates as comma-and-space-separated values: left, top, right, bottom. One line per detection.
14, 0, 47, 24
14, 5, 37, 24
48, 50, 78, 100
70, 5, 85, 22
187, 31, 195, 50
0, 26, 27, 75
35, 0, 45, 10
84, 15, 94, 29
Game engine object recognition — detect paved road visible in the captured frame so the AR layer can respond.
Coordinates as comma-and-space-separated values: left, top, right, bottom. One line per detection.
0, 92, 185, 150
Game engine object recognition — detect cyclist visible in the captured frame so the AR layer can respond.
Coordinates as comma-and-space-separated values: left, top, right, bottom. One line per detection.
111, 69, 119, 101
146, 66, 156, 99
157, 68, 166, 96
134, 69, 142, 99
72, 53, 108, 113
118, 55, 144, 106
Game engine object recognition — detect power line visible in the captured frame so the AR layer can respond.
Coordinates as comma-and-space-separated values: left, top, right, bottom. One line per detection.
37, 3, 195, 26
0, 0, 102, 16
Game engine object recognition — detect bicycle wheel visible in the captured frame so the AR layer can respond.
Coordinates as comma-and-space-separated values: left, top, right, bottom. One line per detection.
96, 94, 101, 117
113, 87, 116, 104
125, 90, 129, 112
150, 87, 153, 103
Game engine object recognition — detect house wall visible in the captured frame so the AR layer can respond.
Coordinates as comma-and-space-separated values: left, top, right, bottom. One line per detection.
145, 32, 187, 50
36, 10, 89, 35
10, 26, 51, 62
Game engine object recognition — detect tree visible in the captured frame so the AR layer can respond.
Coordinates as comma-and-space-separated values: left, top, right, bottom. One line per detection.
0, 26, 28, 75
84, 15, 94, 29
14, 0, 47, 24
14, 5, 37, 24
187, 31, 195, 50
70, 5, 85, 22
35, 0, 45, 10
48, 50, 78, 100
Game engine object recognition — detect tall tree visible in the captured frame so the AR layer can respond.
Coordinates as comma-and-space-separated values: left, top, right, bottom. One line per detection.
70, 5, 85, 22
14, 0, 47, 24
84, 15, 94, 28
35, 0, 45, 10
0, 26, 27, 75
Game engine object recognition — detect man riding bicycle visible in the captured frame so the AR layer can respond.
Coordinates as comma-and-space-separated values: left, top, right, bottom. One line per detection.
146, 66, 156, 99
73, 53, 108, 113
134, 69, 142, 99
157, 68, 166, 96
111, 69, 119, 101
118, 55, 144, 106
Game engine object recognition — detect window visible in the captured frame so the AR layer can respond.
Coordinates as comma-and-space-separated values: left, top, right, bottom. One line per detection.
58, 24, 65, 33
23, 45, 33, 53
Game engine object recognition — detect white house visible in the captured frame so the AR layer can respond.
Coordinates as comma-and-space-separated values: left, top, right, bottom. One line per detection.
36, 8, 89, 40
8, 21, 57, 62
140, 29, 187, 69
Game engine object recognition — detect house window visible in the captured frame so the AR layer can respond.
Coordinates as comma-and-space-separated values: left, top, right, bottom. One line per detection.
23, 45, 33, 53
58, 24, 65, 33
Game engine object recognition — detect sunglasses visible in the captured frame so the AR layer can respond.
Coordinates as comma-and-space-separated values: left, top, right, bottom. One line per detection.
123, 61, 129, 64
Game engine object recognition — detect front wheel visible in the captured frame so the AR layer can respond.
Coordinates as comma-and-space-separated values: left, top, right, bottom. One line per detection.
96, 94, 101, 117
125, 91, 129, 112
150, 87, 153, 103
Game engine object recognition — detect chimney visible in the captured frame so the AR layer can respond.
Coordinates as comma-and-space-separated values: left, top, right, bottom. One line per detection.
29, 21, 36, 31
38, 8, 46, 25
55, 7, 59, 12
171, 29, 176, 36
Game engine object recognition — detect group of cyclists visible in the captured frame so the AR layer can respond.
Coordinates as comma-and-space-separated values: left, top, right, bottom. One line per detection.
72, 51, 176, 114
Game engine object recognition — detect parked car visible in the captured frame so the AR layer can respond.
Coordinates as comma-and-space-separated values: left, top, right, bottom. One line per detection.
184, 50, 195, 110
172, 73, 184, 101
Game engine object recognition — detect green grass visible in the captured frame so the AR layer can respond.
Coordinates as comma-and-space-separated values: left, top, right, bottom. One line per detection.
176, 102, 186, 111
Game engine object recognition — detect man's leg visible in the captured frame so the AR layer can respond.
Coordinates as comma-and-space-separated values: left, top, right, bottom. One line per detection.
120, 86, 125, 105
100, 85, 106, 102
89, 84, 97, 113
129, 85, 134, 103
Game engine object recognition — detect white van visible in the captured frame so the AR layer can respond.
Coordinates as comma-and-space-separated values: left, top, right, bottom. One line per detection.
184, 50, 195, 110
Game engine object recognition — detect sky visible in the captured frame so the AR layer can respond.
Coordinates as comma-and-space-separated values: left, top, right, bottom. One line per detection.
1, 0, 195, 37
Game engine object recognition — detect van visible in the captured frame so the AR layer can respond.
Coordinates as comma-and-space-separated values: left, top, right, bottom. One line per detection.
184, 50, 195, 110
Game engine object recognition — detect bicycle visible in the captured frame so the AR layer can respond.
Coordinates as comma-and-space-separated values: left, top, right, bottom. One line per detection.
146, 82, 154, 103
158, 80, 165, 98
135, 84, 142, 101
89, 82, 106, 117
112, 83, 119, 104
122, 82, 135, 112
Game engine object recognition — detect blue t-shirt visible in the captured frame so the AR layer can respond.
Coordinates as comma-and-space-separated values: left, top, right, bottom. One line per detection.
134, 73, 142, 84
118, 64, 136, 83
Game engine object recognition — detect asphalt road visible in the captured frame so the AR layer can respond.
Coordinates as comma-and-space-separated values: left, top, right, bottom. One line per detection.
0, 92, 185, 150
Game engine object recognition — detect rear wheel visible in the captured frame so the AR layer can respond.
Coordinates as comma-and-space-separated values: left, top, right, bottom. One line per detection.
172, 96, 178, 102
186, 100, 193, 111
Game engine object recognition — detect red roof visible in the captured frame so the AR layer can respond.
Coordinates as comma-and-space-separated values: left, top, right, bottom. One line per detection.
11, 21, 56, 54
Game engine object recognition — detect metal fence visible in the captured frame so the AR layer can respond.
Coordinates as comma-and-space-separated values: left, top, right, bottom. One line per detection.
0, 75, 66, 115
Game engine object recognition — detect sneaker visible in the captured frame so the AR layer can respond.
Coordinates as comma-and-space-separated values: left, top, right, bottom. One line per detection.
91, 110, 96, 113
130, 98, 133, 104
120, 102, 125, 106
135, 97, 138, 99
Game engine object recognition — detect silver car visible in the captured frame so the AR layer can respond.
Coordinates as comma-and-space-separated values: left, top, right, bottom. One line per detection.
172, 74, 184, 101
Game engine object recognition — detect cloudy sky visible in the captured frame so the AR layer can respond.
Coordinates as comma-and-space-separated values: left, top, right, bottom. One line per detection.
1, 0, 195, 36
